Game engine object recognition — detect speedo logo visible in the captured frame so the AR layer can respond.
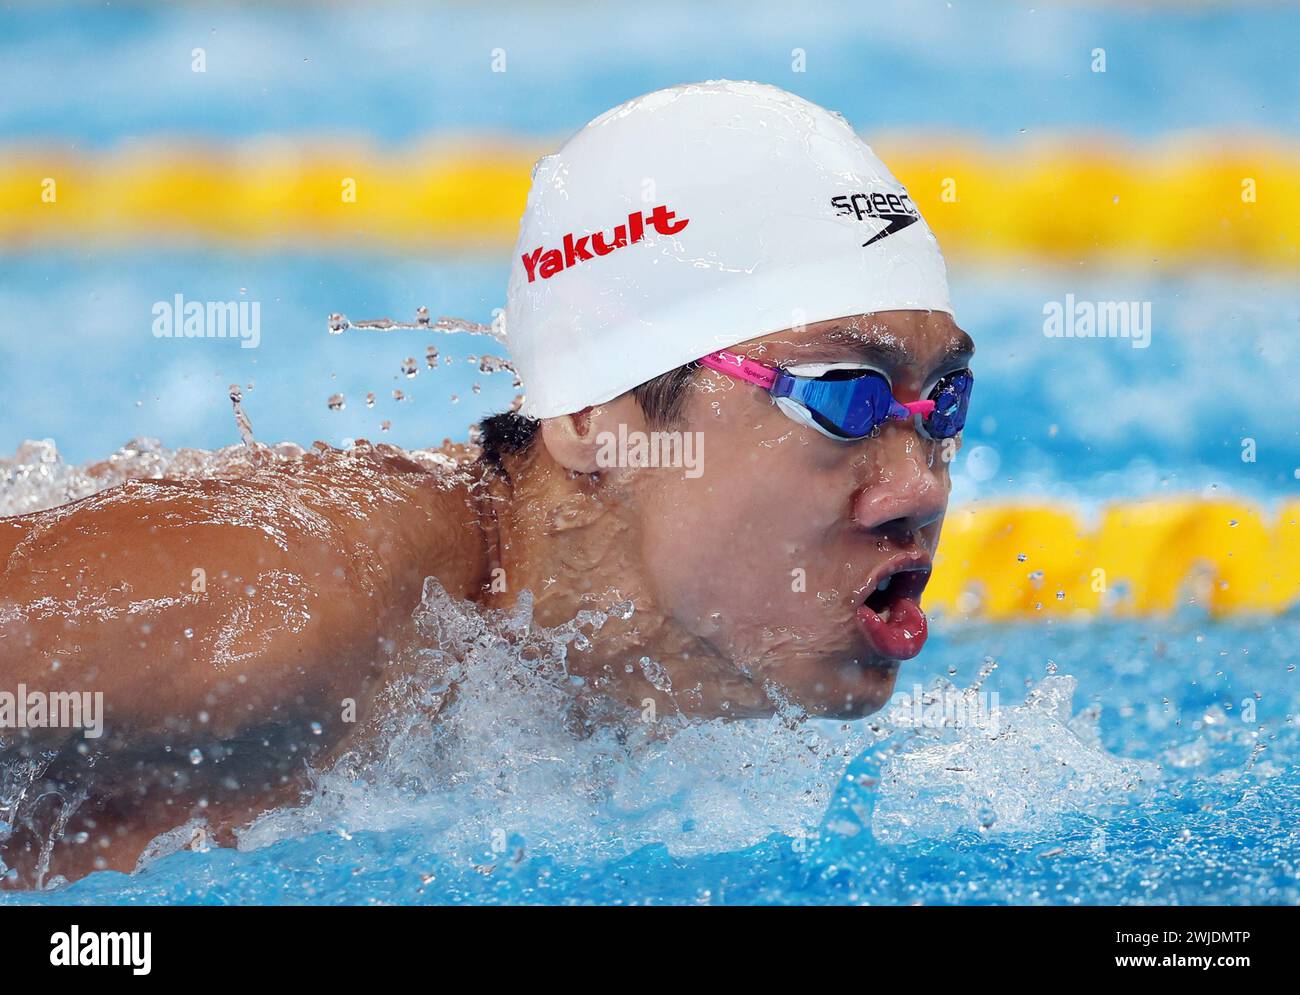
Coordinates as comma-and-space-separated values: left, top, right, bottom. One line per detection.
522, 205, 689, 283
831, 190, 921, 247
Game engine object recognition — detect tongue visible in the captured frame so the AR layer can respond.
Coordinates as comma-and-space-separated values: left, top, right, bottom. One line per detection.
856, 596, 928, 660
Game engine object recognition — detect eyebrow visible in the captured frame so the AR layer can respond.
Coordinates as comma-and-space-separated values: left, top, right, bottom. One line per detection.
787, 324, 975, 372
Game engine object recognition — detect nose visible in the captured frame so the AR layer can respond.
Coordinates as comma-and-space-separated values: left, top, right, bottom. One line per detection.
850, 424, 948, 540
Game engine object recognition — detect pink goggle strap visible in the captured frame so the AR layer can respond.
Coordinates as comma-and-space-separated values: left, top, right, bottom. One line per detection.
698, 350, 778, 390
895, 399, 937, 418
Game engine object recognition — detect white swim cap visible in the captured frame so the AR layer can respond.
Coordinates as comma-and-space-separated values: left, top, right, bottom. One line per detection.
504, 80, 952, 419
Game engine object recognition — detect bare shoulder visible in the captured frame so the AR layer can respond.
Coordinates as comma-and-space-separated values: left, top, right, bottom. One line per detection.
1, 440, 489, 738
5, 440, 485, 584
0, 440, 490, 886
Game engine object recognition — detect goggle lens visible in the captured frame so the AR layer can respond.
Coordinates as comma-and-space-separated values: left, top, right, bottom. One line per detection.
922, 369, 973, 439
789, 369, 894, 440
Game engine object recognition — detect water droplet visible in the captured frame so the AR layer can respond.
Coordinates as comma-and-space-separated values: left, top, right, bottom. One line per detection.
229, 384, 257, 448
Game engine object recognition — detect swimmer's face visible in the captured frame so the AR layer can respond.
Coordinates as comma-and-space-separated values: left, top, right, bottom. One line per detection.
635, 311, 974, 718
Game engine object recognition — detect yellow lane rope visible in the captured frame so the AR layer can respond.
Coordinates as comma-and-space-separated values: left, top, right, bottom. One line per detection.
929, 499, 1300, 618
2, 135, 1297, 263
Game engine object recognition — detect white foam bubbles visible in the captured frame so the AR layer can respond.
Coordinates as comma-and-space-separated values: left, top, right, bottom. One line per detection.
869, 675, 1159, 843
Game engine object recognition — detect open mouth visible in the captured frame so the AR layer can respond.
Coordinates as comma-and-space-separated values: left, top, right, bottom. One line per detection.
855, 558, 932, 661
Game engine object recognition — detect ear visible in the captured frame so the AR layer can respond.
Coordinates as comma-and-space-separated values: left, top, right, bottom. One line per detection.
539, 394, 648, 474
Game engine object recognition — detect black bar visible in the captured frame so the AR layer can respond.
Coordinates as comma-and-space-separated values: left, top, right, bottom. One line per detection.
0, 904, 1290, 982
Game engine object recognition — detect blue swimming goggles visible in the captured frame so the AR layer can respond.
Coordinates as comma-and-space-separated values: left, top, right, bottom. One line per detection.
698, 350, 973, 442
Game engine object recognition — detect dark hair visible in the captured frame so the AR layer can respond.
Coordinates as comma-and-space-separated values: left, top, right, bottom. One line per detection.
477, 363, 697, 479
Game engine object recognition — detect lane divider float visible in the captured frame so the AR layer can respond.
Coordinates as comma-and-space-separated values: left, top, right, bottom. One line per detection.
1, 135, 1296, 264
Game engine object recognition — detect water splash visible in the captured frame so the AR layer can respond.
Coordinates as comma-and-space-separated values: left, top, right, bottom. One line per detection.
1, 439, 262, 517
0, 750, 85, 890
328, 306, 507, 347
866, 674, 1159, 843
322, 309, 517, 430
228, 384, 257, 449
0, 437, 469, 518
234, 577, 866, 863
224, 585, 1159, 870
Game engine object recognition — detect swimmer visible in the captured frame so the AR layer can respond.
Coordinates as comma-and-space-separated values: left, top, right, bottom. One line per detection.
0, 81, 973, 886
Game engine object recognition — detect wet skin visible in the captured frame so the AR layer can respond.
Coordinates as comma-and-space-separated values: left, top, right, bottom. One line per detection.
0, 310, 972, 886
